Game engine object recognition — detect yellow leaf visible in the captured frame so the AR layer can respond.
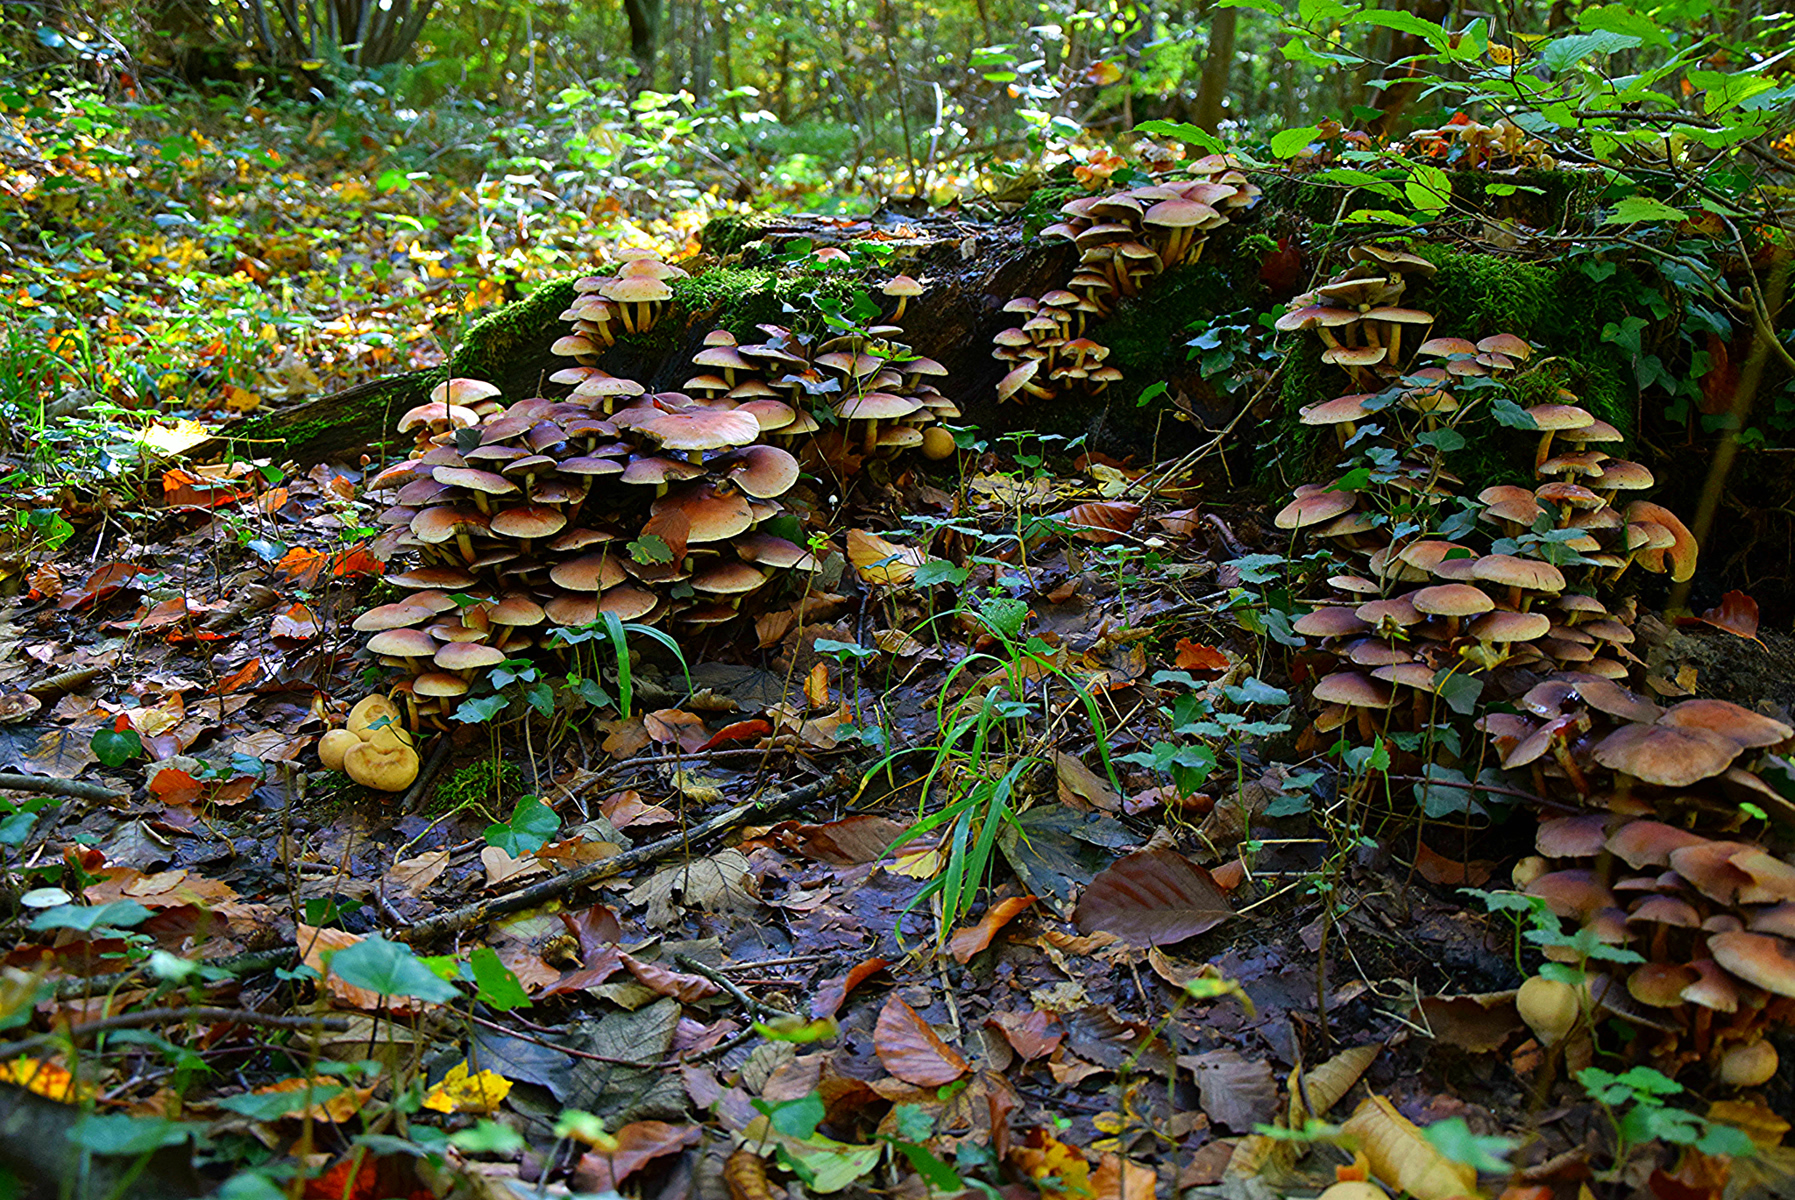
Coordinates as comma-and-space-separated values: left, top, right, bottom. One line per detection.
1340, 1095, 1476, 1200
422, 1061, 512, 1114
1290, 1043, 1380, 1125
846, 529, 932, 585
0, 1056, 92, 1102
1486, 41, 1519, 65
890, 843, 943, 879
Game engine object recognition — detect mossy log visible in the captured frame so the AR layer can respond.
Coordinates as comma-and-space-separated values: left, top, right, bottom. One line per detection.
220, 169, 1634, 469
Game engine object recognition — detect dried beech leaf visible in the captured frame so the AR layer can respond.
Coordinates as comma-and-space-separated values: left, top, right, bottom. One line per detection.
573, 1121, 701, 1190
947, 895, 1036, 964
1340, 1094, 1477, 1200
1289, 1042, 1380, 1125
811, 957, 890, 1019
873, 993, 969, 1086
1695, 590, 1763, 647
1181, 1049, 1278, 1133
847, 529, 932, 585
1073, 848, 1232, 947
1055, 500, 1142, 544
620, 953, 721, 1003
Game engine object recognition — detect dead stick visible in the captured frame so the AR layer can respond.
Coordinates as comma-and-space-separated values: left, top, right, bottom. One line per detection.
52, 947, 299, 1000
673, 953, 800, 1021
0, 1006, 351, 1059
0, 774, 128, 802
399, 771, 853, 946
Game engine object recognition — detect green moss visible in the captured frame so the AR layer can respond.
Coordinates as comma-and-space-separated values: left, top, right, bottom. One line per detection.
430, 757, 522, 815
1097, 259, 1248, 373
1257, 167, 1603, 231
670, 265, 861, 340
450, 279, 579, 382
699, 214, 777, 259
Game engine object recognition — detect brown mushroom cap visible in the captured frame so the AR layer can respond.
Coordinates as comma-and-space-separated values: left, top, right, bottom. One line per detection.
1311, 671, 1394, 709
343, 739, 420, 792
652, 482, 754, 544
490, 505, 569, 541
1708, 930, 1795, 998
366, 627, 438, 660
1592, 722, 1741, 787
353, 603, 434, 632
636, 408, 762, 454
1469, 610, 1550, 642
1411, 583, 1494, 618
599, 584, 659, 620
429, 378, 503, 408
413, 672, 470, 699
736, 532, 822, 572
1657, 698, 1793, 748
692, 560, 769, 596
550, 553, 629, 592
1275, 487, 1356, 530
385, 566, 478, 590
435, 642, 507, 672
1471, 554, 1566, 594
718, 444, 801, 499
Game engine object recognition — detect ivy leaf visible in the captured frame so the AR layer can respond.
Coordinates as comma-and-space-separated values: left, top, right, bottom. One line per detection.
485, 795, 560, 857
1133, 120, 1224, 155
627, 533, 674, 565
1270, 125, 1321, 159
328, 936, 461, 1004
91, 726, 143, 768
1602, 196, 1689, 225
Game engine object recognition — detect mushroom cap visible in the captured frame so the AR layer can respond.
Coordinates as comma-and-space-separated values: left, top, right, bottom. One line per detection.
1293, 606, 1371, 639
571, 373, 647, 401
1527, 403, 1594, 432
367, 627, 439, 659
413, 671, 470, 698
317, 728, 362, 772
600, 275, 672, 303
542, 592, 598, 626
1142, 197, 1220, 229
599, 584, 659, 620
1572, 678, 1663, 723
651, 481, 754, 544
435, 641, 507, 671
343, 739, 420, 792
399, 401, 480, 433
490, 505, 568, 540
1311, 671, 1394, 709
1471, 553, 1566, 594
836, 392, 922, 421
551, 553, 629, 592
1658, 698, 1792, 748
736, 532, 822, 572
1299, 394, 1374, 426
692, 560, 768, 595
1623, 500, 1698, 582
385, 566, 477, 590
882, 273, 923, 297
352, 603, 434, 633
622, 456, 706, 486
1592, 722, 1741, 787
434, 466, 520, 497
718, 444, 801, 499
1708, 930, 1795, 998
489, 595, 547, 627
1469, 610, 1549, 642
636, 408, 762, 452
1477, 333, 1533, 359
411, 506, 490, 544
1275, 487, 1356, 530
1355, 594, 1423, 627
1411, 583, 1494, 618
997, 362, 1041, 402
429, 378, 503, 408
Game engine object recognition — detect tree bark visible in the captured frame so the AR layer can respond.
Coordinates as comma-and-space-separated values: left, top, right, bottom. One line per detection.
1192, 5, 1237, 133
623, 0, 661, 93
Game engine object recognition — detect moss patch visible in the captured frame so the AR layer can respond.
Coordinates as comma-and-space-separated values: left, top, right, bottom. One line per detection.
699, 214, 778, 259
450, 279, 579, 383
430, 757, 523, 816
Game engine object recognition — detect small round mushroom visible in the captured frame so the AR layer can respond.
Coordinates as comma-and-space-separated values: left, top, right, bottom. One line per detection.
343, 738, 420, 792
317, 729, 362, 772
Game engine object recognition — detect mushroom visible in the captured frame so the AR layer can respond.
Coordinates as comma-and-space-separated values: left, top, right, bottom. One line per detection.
343, 738, 420, 792
317, 729, 362, 772
882, 274, 923, 324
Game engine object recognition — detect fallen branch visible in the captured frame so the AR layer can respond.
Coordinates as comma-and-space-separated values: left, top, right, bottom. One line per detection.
0, 774, 128, 803
399, 770, 856, 945
673, 953, 800, 1022
51, 947, 299, 1000
0, 1005, 352, 1060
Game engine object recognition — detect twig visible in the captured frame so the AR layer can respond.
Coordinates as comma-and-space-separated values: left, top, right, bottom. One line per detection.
673, 954, 799, 1021
398, 771, 855, 945
51, 947, 299, 1000
400, 736, 455, 813
0, 774, 128, 803
0, 1005, 351, 1059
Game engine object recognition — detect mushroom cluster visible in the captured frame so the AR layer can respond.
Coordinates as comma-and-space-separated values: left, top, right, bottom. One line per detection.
1502, 695, 1795, 1084
1273, 247, 1440, 388
552, 251, 687, 358
1402, 116, 1556, 172
317, 695, 420, 792
991, 155, 1261, 405
360, 364, 830, 725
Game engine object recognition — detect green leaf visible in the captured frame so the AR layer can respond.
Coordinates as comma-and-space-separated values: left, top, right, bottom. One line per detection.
1312, 168, 1403, 199
485, 795, 560, 857
1602, 195, 1689, 225
1434, 670, 1483, 717
327, 936, 461, 1004
1576, 4, 1668, 49
1270, 125, 1322, 159
1687, 69, 1780, 116
68, 1114, 195, 1155
91, 726, 143, 768
626, 533, 674, 564
755, 1092, 826, 1140
450, 1120, 526, 1154
1341, 208, 1416, 226
1133, 120, 1224, 155
1404, 162, 1451, 217
216, 1084, 347, 1120
890, 1140, 963, 1191
1218, 0, 1283, 11
454, 693, 509, 724
1348, 9, 1448, 49
1424, 1116, 1514, 1173
470, 946, 532, 1011
31, 899, 152, 932
1539, 30, 1642, 71
913, 559, 971, 586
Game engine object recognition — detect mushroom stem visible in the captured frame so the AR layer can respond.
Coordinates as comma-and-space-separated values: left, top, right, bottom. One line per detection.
456, 532, 476, 563
1535, 431, 1557, 470
891, 297, 908, 324
863, 420, 880, 457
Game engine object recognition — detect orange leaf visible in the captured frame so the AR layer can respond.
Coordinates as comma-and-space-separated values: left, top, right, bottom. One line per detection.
811, 956, 889, 1019
619, 953, 720, 1003
148, 768, 201, 807
212, 657, 262, 694
270, 602, 319, 644
1055, 501, 1142, 544
947, 895, 1036, 964
1695, 590, 1763, 647
274, 546, 327, 588
873, 993, 968, 1086
1073, 848, 1232, 947
1174, 638, 1230, 673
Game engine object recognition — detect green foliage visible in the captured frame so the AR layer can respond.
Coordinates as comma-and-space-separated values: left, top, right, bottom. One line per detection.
1577, 1067, 1758, 1160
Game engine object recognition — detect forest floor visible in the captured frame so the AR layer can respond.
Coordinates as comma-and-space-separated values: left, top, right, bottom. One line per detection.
1, 90, 1793, 1200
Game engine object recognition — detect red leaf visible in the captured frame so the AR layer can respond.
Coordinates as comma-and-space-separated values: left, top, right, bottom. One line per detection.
773, 815, 908, 865
558, 903, 622, 959
1054, 501, 1142, 544
1174, 639, 1230, 673
148, 768, 201, 807
698, 718, 772, 751
1073, 847, 1232, 948
986, 1009, 1063, 1060
1695, 590, 1763, 647
212, 658, 262, 694
572, 1122, 700, 1191
811, 956, 889, 1019
873, 993, 969, 1087
947, 895, 1036, 964
620, 953, 720, 1003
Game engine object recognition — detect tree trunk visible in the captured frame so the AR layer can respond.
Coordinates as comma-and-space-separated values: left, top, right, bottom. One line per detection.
1369, 0, 1450, 137
623, 0, 660, 93
1191, 5, 1236, 133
